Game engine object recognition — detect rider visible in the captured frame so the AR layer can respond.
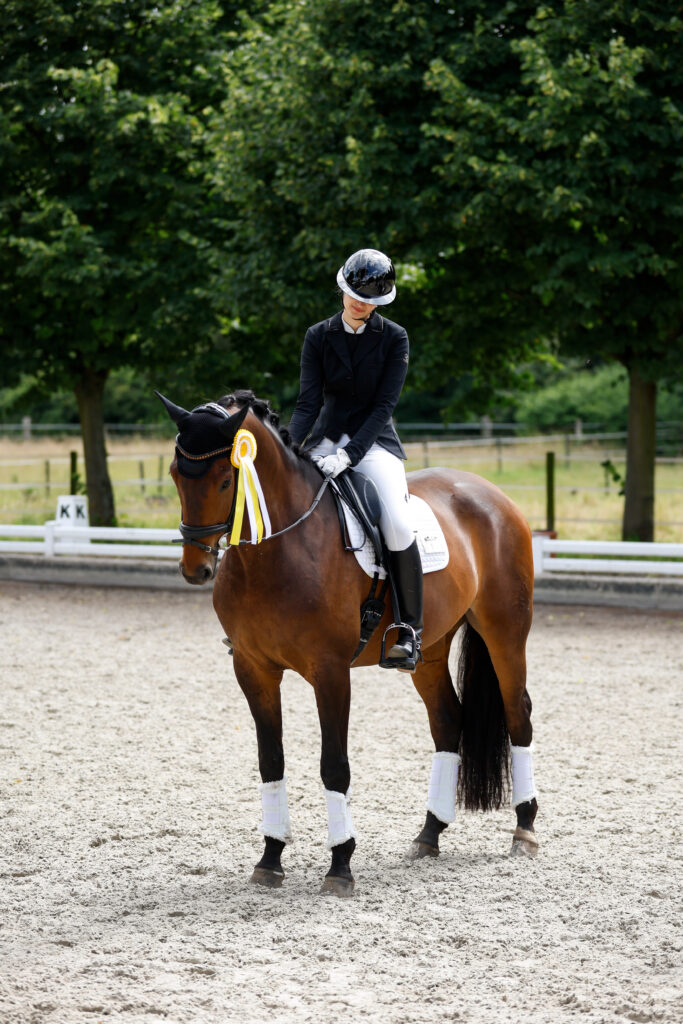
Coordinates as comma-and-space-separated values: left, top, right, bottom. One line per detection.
289, 248, 423, 671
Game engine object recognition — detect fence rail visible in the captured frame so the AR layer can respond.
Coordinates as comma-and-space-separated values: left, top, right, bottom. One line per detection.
531, 536, 683, 577
2, 522, 683, 579
0, 523, 180, 559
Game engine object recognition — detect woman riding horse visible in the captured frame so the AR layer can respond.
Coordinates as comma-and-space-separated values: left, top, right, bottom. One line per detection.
289, 249, 422, 672
160, 371, 540, 894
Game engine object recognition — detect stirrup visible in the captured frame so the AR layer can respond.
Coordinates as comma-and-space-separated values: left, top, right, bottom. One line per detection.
379, 622, 423, 672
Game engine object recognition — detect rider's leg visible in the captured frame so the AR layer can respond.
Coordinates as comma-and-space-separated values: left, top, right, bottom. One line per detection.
386, 539, 423, 664
354, 445, 423, 668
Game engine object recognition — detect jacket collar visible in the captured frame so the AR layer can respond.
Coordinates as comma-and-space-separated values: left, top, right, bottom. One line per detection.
325, 310, 384, 372
326, 310, 384, 333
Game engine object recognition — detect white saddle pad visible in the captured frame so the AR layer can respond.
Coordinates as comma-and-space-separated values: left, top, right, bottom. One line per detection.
342, 494, 449, 579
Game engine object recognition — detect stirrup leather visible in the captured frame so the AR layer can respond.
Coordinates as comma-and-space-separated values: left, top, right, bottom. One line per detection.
379, 622, 423, 671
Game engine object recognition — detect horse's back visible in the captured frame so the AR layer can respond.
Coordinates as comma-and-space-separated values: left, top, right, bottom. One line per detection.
408, 466, 530, 539
407, 466, 533, 627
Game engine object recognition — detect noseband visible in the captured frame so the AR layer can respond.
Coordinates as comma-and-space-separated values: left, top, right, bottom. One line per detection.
174, 470, 240, 557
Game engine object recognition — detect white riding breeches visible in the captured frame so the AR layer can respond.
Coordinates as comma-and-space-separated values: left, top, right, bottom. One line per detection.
310, 435, 414, 551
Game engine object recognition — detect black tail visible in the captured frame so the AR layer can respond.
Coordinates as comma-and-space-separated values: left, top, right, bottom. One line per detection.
457, 623, 510, 811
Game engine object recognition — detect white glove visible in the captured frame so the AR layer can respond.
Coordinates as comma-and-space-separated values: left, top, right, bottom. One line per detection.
315, 448, 351, 478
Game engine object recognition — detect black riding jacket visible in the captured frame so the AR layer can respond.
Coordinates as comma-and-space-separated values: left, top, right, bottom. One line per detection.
288, 311, 408, 466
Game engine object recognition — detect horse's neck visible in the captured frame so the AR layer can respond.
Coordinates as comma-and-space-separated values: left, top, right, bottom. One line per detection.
250, 422, 319, 530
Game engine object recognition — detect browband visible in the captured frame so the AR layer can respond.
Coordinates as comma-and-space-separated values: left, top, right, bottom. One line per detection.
175, 438, 233, 461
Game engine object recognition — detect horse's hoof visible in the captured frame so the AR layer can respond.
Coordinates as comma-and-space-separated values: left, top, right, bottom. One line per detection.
320, 875, 355, 897
407, 840, 439, 861
510, 826, 539, 859
250, 866, 285, 888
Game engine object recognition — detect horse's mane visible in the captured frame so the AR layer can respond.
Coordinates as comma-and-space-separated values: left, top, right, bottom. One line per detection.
217, 389, 311, 460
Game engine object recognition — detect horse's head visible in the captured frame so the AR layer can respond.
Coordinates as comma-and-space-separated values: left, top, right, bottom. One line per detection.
157, 392, 249, 584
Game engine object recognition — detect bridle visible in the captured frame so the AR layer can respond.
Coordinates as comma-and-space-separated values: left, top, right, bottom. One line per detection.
174, 462, 331, 557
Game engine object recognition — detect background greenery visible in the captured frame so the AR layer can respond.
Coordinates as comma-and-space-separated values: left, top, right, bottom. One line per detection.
1, 0, 681, 536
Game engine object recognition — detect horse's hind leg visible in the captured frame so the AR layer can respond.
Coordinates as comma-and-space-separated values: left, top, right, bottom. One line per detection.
233, 656, 290, 886
409, 630, 462, 859
470, 610, 539, 858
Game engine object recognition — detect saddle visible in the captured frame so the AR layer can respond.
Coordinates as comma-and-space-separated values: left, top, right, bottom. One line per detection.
329, 470, 397, 664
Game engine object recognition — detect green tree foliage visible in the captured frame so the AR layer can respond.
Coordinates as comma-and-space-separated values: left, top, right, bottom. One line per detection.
213, 0, 682, 539
422, 1, 683, 538
0, 0, 238, 522
515, 364, 682, 435
208, 0, 547, 394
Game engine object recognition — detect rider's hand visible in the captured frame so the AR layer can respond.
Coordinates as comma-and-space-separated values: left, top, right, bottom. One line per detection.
315, 449, 351, 478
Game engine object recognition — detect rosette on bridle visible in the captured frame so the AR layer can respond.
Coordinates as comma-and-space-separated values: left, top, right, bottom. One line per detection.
229, 428, 272, 545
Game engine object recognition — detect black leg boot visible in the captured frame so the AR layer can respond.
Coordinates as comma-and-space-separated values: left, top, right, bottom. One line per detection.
385, 540, 424, 671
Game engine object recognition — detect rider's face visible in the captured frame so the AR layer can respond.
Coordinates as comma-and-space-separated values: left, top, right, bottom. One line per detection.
342, 291, 377, 326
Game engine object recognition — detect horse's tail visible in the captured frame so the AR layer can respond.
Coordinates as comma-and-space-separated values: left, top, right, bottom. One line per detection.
457, 622, 510, 811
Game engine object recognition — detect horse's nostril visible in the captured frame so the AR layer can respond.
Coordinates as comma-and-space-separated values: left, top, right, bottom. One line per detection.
180, 561, 214, 585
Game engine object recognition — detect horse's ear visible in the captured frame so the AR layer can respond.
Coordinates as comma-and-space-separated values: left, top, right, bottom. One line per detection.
155, 391, 190, 427
218, 404, 249, 440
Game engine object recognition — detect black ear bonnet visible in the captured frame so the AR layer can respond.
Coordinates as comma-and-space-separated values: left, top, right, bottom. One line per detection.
155, 393, 249, 478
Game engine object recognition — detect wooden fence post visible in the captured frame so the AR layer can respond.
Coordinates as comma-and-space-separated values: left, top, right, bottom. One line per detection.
546, 451, 555, 533
70, 451, 78, 494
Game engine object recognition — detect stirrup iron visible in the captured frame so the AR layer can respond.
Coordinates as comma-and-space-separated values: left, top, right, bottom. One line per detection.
379, 622, 423, 672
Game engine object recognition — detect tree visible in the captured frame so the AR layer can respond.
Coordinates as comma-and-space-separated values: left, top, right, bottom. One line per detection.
0, 0, 240, 523
207, 0, 548, 399
210, 0, 682, 539
423, 1, 683, 539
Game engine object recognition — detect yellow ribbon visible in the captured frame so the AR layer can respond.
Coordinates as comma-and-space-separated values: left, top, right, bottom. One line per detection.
229, 429, 271, 545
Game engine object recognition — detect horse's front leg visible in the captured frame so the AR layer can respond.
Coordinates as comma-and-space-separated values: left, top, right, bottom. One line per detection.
313, 662, 356, 897
233, 655, 289, 887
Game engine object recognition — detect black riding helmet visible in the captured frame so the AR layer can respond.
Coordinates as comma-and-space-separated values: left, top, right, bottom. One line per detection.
336, 248, 396, 305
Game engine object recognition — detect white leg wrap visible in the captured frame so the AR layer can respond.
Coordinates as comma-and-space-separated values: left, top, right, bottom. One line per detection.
426, 751, 461, 824
259, 776, 292, 844
324, 786, 357, 850
511, 743, 538, 808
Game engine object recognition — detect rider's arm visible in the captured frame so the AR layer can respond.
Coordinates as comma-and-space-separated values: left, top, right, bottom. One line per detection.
289, 328, 323, 446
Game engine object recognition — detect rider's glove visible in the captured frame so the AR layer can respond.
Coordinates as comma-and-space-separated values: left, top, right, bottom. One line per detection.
315, 448, 351, 478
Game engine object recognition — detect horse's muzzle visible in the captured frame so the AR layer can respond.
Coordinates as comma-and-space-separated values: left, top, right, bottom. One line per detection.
179, 558, 216, 585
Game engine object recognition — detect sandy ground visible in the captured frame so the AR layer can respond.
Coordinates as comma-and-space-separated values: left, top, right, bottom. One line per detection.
0, 582, 681, 1024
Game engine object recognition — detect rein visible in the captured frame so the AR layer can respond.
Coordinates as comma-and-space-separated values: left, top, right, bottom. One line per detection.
174, 471, 331, 556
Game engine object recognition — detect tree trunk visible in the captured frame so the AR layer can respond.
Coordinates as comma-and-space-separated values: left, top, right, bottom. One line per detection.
74, 367, 116, 526
622, 368, 656, 542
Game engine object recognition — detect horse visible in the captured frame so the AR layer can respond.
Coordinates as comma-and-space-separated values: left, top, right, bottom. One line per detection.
158, 389, 539, 895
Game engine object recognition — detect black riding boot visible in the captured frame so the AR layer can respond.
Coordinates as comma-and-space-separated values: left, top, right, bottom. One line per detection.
385, 540, 424, 671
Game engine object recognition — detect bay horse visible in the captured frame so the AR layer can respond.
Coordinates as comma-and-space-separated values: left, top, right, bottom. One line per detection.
159, 389, 539, 895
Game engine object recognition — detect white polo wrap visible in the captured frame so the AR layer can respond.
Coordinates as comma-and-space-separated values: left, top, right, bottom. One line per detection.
324, 786, 357, 849
510, 743, 538, 808
426, 751, 461, 824
259, 776, 292, 844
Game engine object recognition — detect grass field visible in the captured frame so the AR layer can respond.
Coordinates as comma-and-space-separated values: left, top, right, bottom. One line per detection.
1, 434, 682, 541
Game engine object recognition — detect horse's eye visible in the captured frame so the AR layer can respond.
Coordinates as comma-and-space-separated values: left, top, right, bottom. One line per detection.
220, 476, 232, 492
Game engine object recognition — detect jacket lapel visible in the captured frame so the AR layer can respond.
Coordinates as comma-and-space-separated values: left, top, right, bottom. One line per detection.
353, 311, 384, 368
325, 311, 352, 372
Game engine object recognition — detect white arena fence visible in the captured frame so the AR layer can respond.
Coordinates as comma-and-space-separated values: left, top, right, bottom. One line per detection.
531, 535, 683, 577
0, 522, 180, 559
0, 522, 682, 578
